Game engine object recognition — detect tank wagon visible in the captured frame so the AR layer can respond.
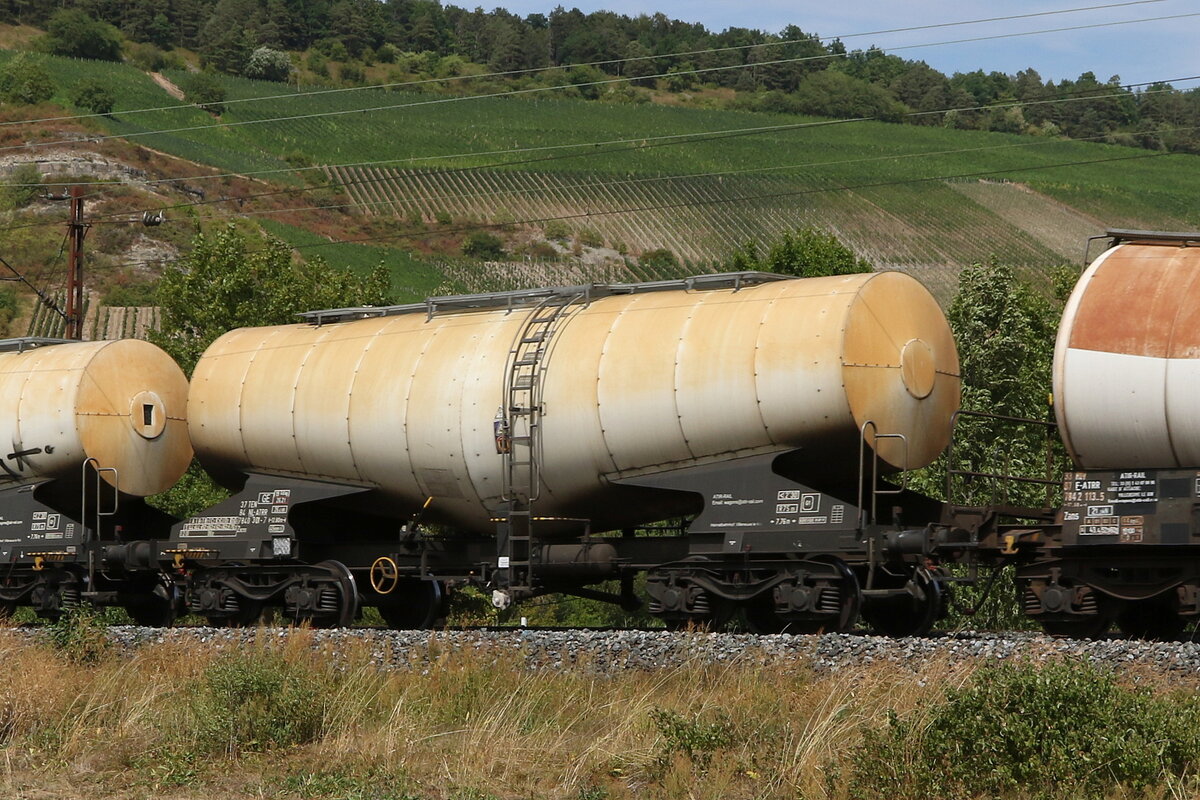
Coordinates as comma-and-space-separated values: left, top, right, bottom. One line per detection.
0, 338, 191, 622
164, 270, 982, 633
1017, 230, 1200, 639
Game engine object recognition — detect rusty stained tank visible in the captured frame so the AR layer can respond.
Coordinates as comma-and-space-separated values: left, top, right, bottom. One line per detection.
188, 272, 960, 534
0, 339, 192, 496
1055, 235, 1200, 469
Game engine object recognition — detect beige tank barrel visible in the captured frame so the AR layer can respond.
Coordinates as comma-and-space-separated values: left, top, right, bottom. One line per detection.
189, 272, 960, 533
0, 339, 192, 496
1055, 238, 1200, 469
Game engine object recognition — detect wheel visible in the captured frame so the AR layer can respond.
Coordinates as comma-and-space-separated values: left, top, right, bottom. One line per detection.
661, 593, 734, 632
743, 592, 786, 634
377, 579, 447, 630
1115, 597, 1184, 641
207, 597, 264, 628
812, 556, 861, 633
862, 568, 945, 637
314, 560, 358, 629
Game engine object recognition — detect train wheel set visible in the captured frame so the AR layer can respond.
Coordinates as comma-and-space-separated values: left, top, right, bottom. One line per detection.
0, 230, 1198, 639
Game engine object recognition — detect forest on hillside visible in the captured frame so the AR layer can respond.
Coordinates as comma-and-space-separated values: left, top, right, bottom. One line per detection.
2, 0, 1199, 154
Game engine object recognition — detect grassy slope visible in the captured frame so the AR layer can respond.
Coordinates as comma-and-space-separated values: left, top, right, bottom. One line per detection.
6, 50, 1199, 295
259, 219, 446, 301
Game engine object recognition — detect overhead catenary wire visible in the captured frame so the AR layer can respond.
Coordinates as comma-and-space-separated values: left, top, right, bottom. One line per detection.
0, 0, 1170, 131
3, 10, 1199, 159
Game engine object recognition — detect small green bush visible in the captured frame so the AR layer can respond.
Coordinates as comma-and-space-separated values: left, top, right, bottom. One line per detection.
462, 231, 504, 259
543, 220, 571, 241
850, 660, 1200, 799
2, 162, 42, 209
193, 649, 328, 756
181, 72, 226, 114
44, 605, 112, 664
650, 707, 735, 772
70, 79, 115, 115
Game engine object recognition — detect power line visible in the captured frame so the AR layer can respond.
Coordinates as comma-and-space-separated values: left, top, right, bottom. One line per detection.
106, 149, 1175, 271
0, 0, 1168, 130
0, 75, 1184, 239
3, 10, 1197, 157
151, 123, 1200, 226
73, 77, 1198, 225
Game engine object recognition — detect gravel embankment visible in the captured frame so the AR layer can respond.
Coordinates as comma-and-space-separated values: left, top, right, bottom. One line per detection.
12, 626, 1200, 674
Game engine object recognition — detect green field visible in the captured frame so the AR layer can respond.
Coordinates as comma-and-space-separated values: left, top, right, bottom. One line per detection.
6, 51, 1199, 288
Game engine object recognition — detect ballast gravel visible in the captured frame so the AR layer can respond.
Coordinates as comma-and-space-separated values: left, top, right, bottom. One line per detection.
15, 626, 1200, 674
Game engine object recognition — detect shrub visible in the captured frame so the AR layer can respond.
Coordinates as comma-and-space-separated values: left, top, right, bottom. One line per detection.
181, 72, 226, 114
339, 63, 365, 85
244, 47, 293, 82
41, 8, 123, 61
578, 228, 604, 248
192, 649, 327, 755
70, 79, 115, 115
461, 231, 504, 259
126, 41, 167, 71
639, 248, 678, 274
1, 162, 42, 209
305, 51, 328, 78
850, 660, 1200, 799
543, 219, 571, 241
44, 605, 112, 664
0, 53, 55, 105
650, 708, 734, 772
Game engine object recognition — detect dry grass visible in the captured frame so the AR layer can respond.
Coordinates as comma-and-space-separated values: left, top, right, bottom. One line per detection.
0, 630, 968, 799
0, 630, 1196, 800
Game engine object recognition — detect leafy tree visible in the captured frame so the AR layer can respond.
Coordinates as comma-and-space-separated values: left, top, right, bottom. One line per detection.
181, 72, 227, 114
69, 78, 115, 115
151, 224, 391, 376
41, 8, 123, 61
244, 46, 293, 81
730, 227, 870, 277
0, 52, 54, 104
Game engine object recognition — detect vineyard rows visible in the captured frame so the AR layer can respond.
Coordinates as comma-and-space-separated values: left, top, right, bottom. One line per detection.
24, 292, 160, 341
328, 164, 1085, 288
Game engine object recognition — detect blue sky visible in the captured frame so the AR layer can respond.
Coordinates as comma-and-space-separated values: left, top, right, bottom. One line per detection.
497, 0, 1199, 88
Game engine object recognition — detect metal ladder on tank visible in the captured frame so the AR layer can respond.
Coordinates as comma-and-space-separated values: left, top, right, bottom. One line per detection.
496, 290, 586, 602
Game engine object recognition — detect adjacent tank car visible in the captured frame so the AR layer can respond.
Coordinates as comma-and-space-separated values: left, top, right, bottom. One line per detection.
165, 271, 973, 633
0, 337, 191, 622
1018, 230, 1200, 639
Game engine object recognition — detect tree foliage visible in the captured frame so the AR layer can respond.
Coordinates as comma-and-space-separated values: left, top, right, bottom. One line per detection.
151, 224, 391, 376
69, 78, 115, 115
910, 261, 1075, 510
41, 9, 123, 61
0, 52, 54, 105
244, 46, 293, 82
180, 72, 227, 114
731, 227, 871, 277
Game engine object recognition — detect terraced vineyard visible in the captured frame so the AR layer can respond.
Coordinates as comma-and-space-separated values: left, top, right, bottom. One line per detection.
330, 164, 1104, 299
6, 50, 1200, 299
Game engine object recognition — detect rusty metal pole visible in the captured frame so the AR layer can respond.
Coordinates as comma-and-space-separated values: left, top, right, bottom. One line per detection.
65, 185, 84, 340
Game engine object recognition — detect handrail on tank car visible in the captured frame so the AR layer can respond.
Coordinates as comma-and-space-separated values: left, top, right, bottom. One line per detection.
296, 272, 790, 326
857, 421, 909, 529
944, 409, 1059, 510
